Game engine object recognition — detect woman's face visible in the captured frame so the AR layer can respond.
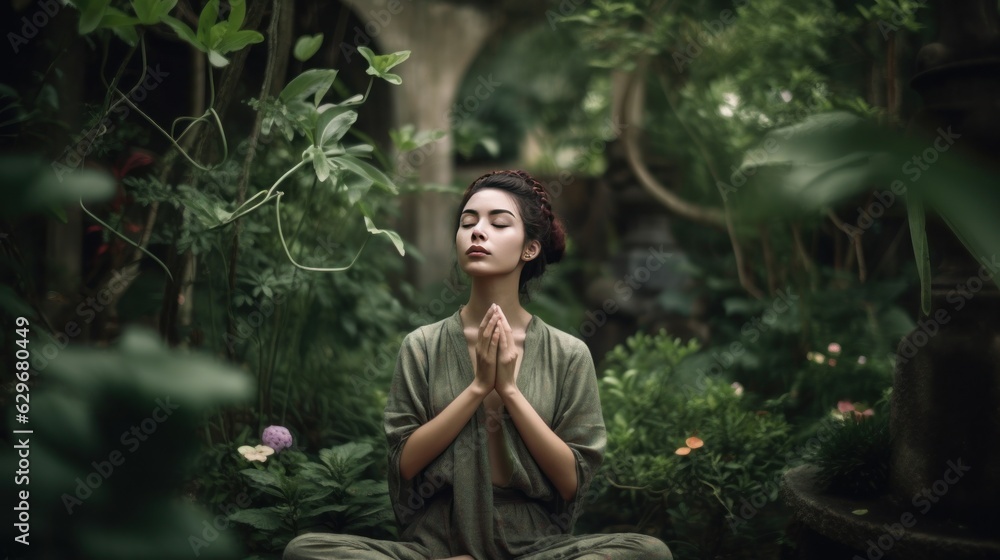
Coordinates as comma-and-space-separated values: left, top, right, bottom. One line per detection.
456, 188, 529, 275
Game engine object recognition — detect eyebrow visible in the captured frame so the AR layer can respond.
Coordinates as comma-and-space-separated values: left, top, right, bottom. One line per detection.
460, 209, 516, 218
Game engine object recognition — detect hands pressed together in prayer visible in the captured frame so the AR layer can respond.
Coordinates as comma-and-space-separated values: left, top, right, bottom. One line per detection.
472, 303, 520, 398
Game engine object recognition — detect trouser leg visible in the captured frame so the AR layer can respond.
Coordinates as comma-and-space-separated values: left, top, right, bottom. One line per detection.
283, 532, 431, 560
517, 532, 672, 560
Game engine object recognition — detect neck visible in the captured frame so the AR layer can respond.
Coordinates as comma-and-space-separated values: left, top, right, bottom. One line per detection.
463, 283, 530, 332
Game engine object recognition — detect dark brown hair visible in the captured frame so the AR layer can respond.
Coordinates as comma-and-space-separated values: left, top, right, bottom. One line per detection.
453, 169, 567, 301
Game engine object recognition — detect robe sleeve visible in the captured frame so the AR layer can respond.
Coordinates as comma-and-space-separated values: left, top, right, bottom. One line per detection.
549, 341, 607, 533
384, 330, 431, 533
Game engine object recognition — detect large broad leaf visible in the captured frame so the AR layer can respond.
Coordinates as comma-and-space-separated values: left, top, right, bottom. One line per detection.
730, 111, 882, 220
906, 194, 931, 316
1, 156, 115, 218
43, 327, 253, 405
733, 111, 1000, 299
279, 69, 339, 107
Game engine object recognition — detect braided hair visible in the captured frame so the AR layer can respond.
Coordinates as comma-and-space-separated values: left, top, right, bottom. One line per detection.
454, 169, 567, 301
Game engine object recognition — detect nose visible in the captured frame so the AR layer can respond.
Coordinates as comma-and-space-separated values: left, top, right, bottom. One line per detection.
471, 223, 486, 241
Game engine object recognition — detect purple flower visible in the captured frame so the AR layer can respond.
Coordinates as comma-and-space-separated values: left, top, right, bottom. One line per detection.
261, 425, 293, 452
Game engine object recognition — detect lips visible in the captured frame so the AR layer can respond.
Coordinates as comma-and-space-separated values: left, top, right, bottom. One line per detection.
467, 245, 490, 255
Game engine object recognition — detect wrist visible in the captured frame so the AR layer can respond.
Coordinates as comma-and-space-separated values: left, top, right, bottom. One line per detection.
498, 385, 521, 402
469, 382, 492, 399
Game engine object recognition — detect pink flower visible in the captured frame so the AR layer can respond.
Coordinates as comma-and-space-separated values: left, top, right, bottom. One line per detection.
731, 382, 744, 396
262, 425, 293, 452
835, 400, 875, 421
827, 342, 841, 354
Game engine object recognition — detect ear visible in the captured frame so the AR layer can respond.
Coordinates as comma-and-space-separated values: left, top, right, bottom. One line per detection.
524, 239, 542, 259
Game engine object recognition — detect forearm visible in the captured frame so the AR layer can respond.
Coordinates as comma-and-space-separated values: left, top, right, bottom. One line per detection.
500, 388, 578, 501
399, 382, 489, 481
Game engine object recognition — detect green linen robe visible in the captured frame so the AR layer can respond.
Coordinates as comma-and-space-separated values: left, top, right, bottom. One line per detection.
385, 305, 606, 558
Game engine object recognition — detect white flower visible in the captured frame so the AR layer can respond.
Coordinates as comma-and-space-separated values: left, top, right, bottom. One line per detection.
731, 382, 744, 396
238, 445, 275, 462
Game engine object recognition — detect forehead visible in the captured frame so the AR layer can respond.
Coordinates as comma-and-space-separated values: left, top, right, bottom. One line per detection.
461, 188, 520, 217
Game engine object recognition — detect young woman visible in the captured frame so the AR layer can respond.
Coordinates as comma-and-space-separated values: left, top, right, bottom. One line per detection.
285, 170, 672, 559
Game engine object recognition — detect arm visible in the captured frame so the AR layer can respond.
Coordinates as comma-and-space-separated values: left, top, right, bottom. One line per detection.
399, 306, 501, 480
493, 311, 578, 501
498, 387, 579, 501
399, 381, 490, 480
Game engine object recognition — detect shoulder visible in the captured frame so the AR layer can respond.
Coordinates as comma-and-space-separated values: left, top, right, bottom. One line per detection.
535, 318, 592, 365
400, 314, 452, 349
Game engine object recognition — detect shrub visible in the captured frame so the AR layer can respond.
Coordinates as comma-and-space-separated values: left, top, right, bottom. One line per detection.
578, 329, 793, 559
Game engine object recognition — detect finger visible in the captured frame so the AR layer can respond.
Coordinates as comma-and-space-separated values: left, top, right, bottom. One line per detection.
489, 320, 500, 350
478, 308, 498, 343
479, 304, 495, 331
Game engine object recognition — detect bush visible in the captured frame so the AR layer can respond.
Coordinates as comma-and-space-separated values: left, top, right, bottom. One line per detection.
578, 329, 794, 559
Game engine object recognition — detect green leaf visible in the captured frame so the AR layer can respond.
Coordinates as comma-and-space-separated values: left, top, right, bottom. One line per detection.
302, 503, 349, 517
305, 145, 332, 183
162, 15, 202, 49
227, 0, 247, 29
389, 125, 446, 152
99, 6, 139, 45
240, 468, 281, 489
319, 442, 374, 465
363, 215, 405, 256
357, 46, 410, 85
196, 0, 220, 47
2, 156, 115, 218
334, 154, 398, 195
338, 169, 373, 207
479, 137, 500, 157
131, 0, 175, 25
294, 33, 324, 61
906, 195, 931, 316
317, 109, 357, 147
68, 0, 111, 34
215, 29, 264, 55
279, 69, 339, 106
228, 507, 285, 530
852, 509, 868, 515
